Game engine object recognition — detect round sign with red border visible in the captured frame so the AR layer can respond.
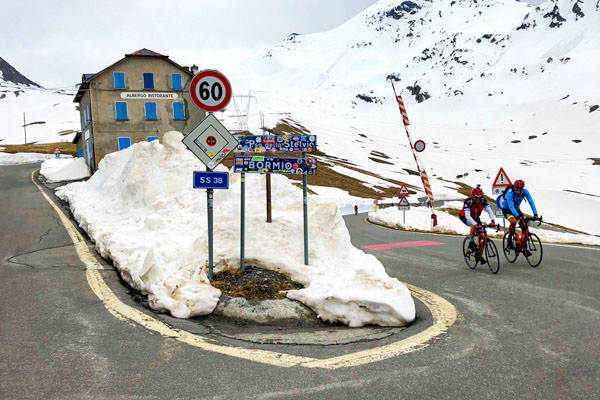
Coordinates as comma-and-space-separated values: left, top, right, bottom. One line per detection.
189, 70, 232, 113
414, 140, 426, 152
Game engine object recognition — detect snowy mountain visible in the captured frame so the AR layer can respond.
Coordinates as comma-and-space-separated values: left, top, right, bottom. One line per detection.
223, 0, 600, 235
0, 57, 78, 144
0, 56, 41, 87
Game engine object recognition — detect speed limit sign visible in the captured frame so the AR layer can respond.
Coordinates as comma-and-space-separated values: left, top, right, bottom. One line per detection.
189, 70, 232, 112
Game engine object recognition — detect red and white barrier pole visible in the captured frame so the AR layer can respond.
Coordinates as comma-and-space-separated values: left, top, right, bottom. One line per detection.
389, 79, 437, 227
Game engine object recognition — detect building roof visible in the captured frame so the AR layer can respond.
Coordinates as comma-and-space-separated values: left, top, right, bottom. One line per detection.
126, 48, 167, 57
73, 48, 194, 103
72, 131, 81, 144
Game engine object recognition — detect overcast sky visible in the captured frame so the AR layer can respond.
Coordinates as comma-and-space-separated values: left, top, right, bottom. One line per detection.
2, 0, 380, 88
2, 0, 544, 88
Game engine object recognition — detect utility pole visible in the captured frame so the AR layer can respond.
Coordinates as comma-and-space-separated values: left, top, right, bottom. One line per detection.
23, 113, 27, 144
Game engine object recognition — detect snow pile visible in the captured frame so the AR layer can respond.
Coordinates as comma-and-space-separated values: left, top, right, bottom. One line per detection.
56, 131, 415, 326
40, 157, 89, 182
0, 151, 55, 165
368, 204, 600, 246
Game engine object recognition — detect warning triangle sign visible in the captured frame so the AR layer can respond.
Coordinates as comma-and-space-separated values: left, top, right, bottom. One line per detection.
492, 167, 512, 187
398, 185, 410, 195
398, 196, 410, 207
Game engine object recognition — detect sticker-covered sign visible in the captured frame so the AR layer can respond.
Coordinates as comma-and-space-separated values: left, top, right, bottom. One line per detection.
233, 156, 317, 175
236, 135, 317, 153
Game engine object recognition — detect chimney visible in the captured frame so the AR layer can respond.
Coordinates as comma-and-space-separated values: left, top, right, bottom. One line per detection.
191, 64, 199, 74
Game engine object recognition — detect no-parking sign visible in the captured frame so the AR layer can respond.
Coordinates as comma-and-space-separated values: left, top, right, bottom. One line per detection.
189, 70, 232, 113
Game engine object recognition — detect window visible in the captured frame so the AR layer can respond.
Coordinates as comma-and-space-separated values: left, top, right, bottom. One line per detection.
115, 102, 128, 120
147, 136, 159, 142
145, 102, 157, 120
173, 102, 185, 120
86, 105, 91, 125
114, 72, 125, 89
172, 73, 182, 90
118, 137, 131, 150
143, 73, 154, 89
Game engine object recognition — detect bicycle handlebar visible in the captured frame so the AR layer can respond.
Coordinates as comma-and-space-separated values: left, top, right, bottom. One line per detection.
475, 223, 500, 233
522, 215, 543, 226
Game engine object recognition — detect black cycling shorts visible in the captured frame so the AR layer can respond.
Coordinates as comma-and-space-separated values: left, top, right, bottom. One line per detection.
502, 208, 521, 220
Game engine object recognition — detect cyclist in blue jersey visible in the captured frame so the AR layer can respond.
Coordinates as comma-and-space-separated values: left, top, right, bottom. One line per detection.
501, 179, 538, 249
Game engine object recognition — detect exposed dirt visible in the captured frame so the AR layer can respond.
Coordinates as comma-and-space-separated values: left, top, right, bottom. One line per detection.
1, 142, 77, 156
212, 266, 303, 301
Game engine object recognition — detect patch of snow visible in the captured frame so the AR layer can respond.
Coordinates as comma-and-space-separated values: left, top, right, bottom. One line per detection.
40, 157, 90, 182
56, 132, 415, 326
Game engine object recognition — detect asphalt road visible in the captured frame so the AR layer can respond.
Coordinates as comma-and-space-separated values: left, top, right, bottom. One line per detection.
1, 163, 599, 400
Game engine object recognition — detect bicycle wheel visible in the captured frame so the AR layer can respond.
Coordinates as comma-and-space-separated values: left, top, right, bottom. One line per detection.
524, 233, 543, 267
485, 240, 500, 274
502, 232, 518, 263
462, 238, 478, 269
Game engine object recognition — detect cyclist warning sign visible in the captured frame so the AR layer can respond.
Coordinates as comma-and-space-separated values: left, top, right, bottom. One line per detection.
492, 167, 512, 195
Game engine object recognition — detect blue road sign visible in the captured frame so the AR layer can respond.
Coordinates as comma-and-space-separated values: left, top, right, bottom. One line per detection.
193, 171, 229, 189
233, 156, 317, 175
235, 135, 317, 153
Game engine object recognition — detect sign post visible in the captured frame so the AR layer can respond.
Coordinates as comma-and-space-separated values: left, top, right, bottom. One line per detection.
183, 69, 234, 281
492, 167, 512, 195
233, 135, 317, 266
398, 185, 411, 224
492, 167, 512, 231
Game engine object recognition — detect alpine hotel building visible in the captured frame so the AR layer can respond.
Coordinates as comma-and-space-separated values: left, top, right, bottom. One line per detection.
74, 48, 205, 171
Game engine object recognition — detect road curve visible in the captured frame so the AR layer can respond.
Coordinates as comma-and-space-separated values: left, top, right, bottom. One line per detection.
1, 163, 598, 400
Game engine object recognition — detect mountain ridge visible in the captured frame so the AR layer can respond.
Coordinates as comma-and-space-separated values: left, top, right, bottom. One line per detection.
0, 56, 41, 88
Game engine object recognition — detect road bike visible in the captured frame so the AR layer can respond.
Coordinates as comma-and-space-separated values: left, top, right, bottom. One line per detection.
462, 223, 501, 274
502, 215, 543, 267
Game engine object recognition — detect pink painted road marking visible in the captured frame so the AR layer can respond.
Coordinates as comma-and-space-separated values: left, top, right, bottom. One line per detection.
362, 240, 445, 251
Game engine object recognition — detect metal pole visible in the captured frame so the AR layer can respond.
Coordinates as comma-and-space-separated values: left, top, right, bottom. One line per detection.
207, 183, 214, 282
23, 113, 27, 144
240, 172, 245, 272
266, 174, 272, 222
206, 113, 214, 282
302, 151, 309, 265
403, 209, 406, 225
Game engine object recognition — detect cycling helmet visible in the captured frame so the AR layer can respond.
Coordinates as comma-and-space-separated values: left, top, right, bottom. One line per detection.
514, 179, 525, 189
472, 185, 484, 197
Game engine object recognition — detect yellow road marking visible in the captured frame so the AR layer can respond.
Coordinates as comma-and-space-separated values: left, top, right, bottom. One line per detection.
32, 170, 457, 368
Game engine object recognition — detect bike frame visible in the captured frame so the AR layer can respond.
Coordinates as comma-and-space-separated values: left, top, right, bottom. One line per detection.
514, 220, 532, 252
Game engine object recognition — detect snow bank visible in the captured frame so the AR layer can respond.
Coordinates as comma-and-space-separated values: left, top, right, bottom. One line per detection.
0, 152, 56, 165
368, 205, 600, 246
56, 131, 415, 326
40, 157, 90, 182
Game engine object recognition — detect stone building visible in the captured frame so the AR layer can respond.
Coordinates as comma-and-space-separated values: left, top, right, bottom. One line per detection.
73, 48, 205, 171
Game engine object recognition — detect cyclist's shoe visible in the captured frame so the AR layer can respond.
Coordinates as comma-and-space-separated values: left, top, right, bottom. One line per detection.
523, 249, 532, 257
468, 241, 477, 251
477, 256, 487, 265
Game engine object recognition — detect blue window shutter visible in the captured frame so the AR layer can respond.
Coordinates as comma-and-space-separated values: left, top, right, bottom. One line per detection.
114, 72, 125, 89
147, 136, 159, 142
116, 102, 128, 120
143, 73, 154, 89
118, 137, 131, 150
145, 102, 157, 120
172, 73, 182, 89
173, 102, 184, 119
